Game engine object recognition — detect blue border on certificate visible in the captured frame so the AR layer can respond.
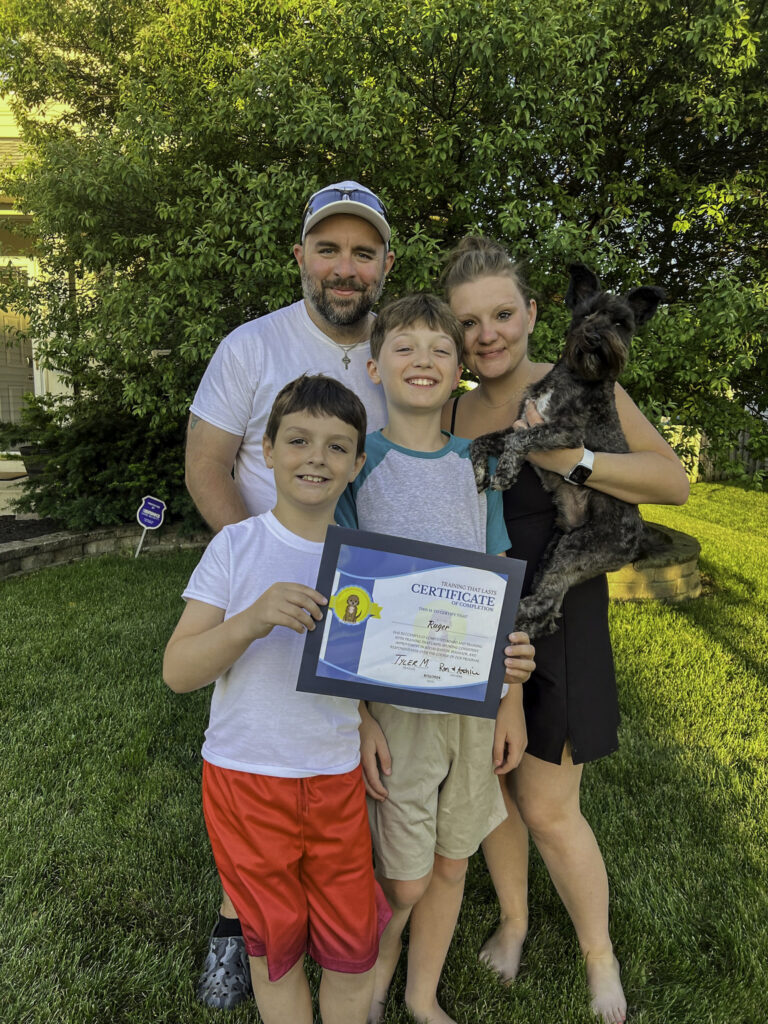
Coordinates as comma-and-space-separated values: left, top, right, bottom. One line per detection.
297, 527, 525, 718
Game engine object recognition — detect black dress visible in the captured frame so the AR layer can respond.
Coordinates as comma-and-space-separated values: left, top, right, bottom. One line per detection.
451, 397, 619, 764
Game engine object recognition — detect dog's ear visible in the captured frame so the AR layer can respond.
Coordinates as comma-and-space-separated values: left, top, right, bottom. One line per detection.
565, 264, 601, 310
626, 286, 666, 326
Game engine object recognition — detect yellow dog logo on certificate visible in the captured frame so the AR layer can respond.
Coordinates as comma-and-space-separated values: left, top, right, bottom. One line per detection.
329, 586, 382, 626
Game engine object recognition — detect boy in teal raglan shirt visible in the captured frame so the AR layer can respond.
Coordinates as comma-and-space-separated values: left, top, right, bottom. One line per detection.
335, 293, 535, 1024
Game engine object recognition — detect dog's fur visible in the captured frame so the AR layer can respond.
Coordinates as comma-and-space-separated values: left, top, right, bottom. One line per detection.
470, 264, 666, 638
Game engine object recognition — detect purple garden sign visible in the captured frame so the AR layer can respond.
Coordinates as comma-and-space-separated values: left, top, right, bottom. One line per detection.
135, 495, 166, 557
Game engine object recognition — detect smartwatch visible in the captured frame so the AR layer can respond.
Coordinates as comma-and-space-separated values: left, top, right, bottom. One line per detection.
563, 447, 594, 485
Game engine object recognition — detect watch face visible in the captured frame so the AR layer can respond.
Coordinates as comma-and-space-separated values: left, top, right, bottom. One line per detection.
568, 464, 593, 485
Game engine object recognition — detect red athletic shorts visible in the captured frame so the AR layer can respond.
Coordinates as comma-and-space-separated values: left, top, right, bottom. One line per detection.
202, 761, 392, 982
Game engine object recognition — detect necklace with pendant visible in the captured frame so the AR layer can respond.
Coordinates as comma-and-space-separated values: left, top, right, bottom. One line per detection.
333, 338, 368, 370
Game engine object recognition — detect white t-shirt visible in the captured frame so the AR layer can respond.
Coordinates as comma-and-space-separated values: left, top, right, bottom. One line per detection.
190, 300, 388, 516
182, 512, 362, 777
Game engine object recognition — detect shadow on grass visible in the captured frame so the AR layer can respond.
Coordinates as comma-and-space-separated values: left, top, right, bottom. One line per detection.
656, 559, 768, 688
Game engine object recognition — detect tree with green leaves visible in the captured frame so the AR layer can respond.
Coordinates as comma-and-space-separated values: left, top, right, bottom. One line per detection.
1, 0, 765, 527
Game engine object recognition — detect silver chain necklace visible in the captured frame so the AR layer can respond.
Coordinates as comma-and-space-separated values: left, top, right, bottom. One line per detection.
332, 338, 368, 370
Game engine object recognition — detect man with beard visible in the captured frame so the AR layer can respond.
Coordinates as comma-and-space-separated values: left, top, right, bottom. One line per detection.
186, 181, 395, 533
185, 181, 394, 1009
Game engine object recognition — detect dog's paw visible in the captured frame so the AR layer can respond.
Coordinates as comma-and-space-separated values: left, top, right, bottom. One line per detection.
516, 596, 562, 640
474, 465, 490, 492
471, 454, 491, 491
490, 469, 517, 491
514, 614, 534, 639
535, 613, 562, 638
532, 605, 563, 638
492, 450, 524, 490
513, 599, 536, 639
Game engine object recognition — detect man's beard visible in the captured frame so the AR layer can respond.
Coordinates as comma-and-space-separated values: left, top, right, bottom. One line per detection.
301, 267, 386, 328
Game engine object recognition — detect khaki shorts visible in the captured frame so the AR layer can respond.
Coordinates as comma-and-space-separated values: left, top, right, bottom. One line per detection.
367, 703, 507, 880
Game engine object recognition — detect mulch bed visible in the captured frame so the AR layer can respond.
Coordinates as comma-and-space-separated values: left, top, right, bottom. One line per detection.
0, 515, 66, 544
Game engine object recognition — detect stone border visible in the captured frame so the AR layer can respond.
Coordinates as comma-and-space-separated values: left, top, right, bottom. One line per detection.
1, 519, 702, 603
0, 523, 209, 581
607, 522, 702, 601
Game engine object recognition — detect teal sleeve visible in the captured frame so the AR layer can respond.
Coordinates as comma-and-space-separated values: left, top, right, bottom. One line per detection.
485, 484, 510, 554
334, 484, 359, 529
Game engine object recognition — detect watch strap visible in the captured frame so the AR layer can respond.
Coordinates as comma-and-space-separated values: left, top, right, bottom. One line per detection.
564, 447, 594, 485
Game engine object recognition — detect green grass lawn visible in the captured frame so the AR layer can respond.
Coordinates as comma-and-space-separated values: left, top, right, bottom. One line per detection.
1, 482, 765, 1024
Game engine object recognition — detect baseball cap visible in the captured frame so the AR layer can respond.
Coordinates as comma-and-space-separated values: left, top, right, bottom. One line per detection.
301, 181, 391, 244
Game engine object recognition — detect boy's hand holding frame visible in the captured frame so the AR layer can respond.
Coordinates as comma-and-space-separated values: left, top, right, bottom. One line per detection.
248, 582, 328, 637
503, 630, 536, 686
163, 583, 328, 694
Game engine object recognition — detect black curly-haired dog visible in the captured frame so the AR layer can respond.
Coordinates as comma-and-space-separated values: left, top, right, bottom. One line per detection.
470, 264, 666, 639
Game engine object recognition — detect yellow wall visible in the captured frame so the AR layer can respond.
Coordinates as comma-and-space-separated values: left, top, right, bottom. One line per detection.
1, 95, 70, 418
0, 96, 21, 137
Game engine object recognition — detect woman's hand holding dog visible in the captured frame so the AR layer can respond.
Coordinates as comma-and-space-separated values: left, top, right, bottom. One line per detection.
515, 400, 584, 476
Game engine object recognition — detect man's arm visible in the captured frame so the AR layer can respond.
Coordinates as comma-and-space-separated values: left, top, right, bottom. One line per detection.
185, 415, 249, 532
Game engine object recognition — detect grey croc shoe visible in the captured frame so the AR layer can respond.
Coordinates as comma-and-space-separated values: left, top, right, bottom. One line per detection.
196, 931, 253, 1009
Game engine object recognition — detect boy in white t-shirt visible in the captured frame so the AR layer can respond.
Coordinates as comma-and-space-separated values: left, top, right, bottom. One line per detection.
163, 375, 391, 1024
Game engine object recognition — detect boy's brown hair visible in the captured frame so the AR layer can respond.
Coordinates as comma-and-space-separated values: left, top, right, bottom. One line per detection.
264, 374, 367, 455
370, 293, 464, 363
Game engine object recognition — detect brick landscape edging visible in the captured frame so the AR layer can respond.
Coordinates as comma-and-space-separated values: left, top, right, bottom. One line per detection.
0, 523, 209, 581
1, 519, 701, 603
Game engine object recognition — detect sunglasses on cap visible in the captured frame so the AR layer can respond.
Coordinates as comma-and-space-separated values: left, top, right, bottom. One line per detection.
301, 184, 391, 244
303, 187, 389, 221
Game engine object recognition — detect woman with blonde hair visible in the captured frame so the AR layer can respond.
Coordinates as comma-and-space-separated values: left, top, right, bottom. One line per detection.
441, 236, 689, 1023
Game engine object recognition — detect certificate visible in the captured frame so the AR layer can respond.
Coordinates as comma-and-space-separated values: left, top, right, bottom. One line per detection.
297, 527, 525, 718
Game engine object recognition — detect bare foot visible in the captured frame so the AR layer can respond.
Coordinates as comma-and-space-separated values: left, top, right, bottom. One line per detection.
404, 997, 458, 1024
478, 918, 527, 984
367, 938, 402, 1024
585, 952, 626, 1024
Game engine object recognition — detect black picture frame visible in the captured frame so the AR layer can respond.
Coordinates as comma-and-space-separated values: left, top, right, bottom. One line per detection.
297, 527, 525, 718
